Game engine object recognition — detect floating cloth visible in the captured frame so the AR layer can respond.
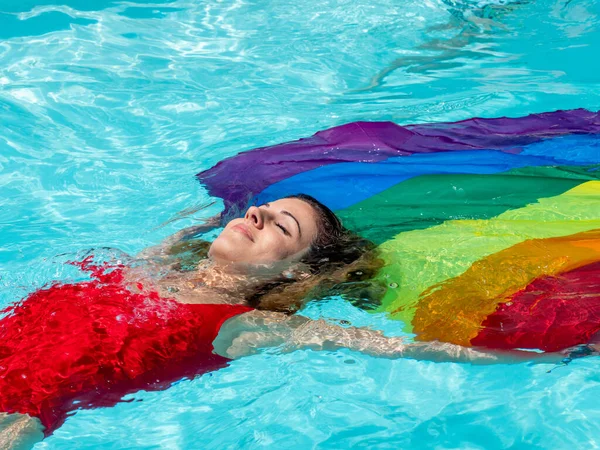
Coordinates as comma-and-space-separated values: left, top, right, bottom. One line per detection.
377, 181, 600, 328
199, 109, 600, 217
412, 228, 600, 351
198, 109, 600, 351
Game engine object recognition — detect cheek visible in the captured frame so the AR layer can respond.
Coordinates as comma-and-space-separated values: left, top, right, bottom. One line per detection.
258, 233, 306, 261
254, 233, 284, 257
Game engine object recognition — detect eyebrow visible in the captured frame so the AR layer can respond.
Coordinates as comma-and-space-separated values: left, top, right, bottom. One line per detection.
263, 203, 302, 237
281, 211, 302, 237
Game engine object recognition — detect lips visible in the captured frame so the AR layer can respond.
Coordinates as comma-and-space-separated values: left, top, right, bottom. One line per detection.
232, 224, 254, 242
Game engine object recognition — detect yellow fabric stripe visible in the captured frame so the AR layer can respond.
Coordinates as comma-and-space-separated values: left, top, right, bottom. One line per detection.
376, 181, 600, 331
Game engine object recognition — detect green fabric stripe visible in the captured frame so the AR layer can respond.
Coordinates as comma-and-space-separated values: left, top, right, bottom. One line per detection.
374, 180, 600, 330
337, 165, 600, 244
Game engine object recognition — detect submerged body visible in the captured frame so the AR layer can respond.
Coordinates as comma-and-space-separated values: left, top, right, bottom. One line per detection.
0, 196, 597, 448
0, 261, 252, 434
2, 257, 597, 438
0, 196, 379, 442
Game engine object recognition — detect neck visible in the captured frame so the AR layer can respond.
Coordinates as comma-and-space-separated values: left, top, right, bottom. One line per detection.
195, 258, 275, 297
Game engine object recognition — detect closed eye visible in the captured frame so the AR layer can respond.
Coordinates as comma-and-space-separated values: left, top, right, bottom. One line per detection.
276, 223, 290, 236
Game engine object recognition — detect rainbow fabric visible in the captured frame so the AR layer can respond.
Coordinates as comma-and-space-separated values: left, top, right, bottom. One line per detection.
198, 109, 600, 351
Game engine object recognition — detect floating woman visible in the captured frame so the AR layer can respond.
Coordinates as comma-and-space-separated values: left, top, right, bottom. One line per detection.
0, 194, 594, 449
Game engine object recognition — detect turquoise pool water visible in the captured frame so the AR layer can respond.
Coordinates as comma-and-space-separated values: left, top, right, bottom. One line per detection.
1, 0, 600, 448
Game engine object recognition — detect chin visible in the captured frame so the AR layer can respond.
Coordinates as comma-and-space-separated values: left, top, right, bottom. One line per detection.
208, 235, 246, 264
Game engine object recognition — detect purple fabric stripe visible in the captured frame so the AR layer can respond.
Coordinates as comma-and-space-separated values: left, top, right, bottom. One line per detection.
405, 108, 600, 150
197, 109, 600, 217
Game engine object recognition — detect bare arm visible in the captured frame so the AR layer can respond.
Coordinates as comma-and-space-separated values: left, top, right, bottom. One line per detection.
214, 310, 578, 365
0, 413, 44, 450
137, 214, 221, 260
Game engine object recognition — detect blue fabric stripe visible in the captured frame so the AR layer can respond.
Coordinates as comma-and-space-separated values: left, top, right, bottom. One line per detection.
254, 134, 600, 211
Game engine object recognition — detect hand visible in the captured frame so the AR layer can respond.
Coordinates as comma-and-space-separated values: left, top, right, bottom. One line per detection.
559, 344, 600, 361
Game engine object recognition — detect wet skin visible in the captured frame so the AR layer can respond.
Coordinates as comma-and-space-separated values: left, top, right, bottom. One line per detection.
208, 198, 319, 269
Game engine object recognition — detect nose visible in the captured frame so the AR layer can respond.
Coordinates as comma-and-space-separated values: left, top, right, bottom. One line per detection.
245, 206, 264, 229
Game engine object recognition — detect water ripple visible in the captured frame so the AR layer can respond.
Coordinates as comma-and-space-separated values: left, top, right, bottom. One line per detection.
0, 0, 599, 447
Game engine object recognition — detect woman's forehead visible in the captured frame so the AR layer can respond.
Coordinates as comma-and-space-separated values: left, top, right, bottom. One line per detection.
269, 198, 314, 215
269, 198, 318, 235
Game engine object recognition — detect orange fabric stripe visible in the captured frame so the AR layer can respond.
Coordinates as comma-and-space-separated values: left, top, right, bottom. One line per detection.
412, 229, 600, 346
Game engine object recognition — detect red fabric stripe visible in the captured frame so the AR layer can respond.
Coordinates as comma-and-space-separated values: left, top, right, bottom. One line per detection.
472, 261, 600, 352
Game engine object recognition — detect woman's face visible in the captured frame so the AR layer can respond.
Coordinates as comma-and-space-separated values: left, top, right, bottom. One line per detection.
208, 198, 319, 268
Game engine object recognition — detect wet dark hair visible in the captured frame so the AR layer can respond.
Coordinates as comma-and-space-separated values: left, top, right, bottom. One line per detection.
287, 193, 343, 246
283, 194, 369, 272
165, 194, 385, 313
246, 194, 384, 313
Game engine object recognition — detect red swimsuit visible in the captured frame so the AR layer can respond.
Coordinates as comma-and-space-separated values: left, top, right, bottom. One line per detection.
0, 259, 252, 434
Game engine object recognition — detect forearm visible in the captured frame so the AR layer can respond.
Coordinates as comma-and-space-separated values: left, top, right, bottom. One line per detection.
221, 314, 454, 361
160, 224, 213, 246
287, 318, 404, 358
138, 215, 220, 259
287, 320, 543, 364
397, 341, 564, 365
218, 312, 566, 365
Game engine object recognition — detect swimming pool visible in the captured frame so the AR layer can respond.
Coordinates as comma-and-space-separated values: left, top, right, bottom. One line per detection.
1, 0, 599, 448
